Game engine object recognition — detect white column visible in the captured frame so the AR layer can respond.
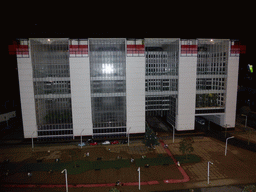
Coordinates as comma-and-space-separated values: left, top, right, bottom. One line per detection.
17, 56, 37, 138
176, 56, 197, 131
224, 45, 239, 128
70, 57, 92, 137
126, 57, 145, 134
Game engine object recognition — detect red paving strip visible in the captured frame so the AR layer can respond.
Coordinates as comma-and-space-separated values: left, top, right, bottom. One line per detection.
3, 181, 159, 188
41, 184, 67, 188
73, 183, 116, 187
160, 140, 190, 183
123, 180, 159, 186
3, 141, 189, 189
3, 184, 116, 188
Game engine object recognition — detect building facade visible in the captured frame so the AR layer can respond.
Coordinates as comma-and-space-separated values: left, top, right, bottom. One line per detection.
10, 38, 241, 140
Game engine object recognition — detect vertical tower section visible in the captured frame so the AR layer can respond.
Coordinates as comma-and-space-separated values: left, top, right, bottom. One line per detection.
196, 39, 229, 126
89, 39, 127, 138
224, 40, 240, 127
145, 38, 179, 119
15, 39, 37, 138
69, 39, 92, 137
126, 39, 145, 134
176, 39, 197, 131
30, 38, 73, 141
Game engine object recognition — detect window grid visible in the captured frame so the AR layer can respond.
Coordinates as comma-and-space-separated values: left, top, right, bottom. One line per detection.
166, 96, 177, 127
196, 39, 229, 111
145, 39, 179, 118
145, 79, 178, 92
89, 39, 127, 137
30, 39, 73, 140
34, 81, 71, 95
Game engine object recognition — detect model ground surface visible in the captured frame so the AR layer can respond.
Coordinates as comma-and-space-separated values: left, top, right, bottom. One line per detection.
1, 137, 256, 192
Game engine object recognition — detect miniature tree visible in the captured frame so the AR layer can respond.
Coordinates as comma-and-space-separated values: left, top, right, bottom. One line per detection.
144, 125, 159, 147
179, 137, 194, 160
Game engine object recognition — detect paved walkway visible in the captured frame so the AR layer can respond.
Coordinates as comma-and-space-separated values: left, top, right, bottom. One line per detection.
166, 185, 244, 192
232, 122, 256, 144
166, 138, 228, 181
164, 136, 256, 185
106, 144, 150, 155
159, 140, 190, 183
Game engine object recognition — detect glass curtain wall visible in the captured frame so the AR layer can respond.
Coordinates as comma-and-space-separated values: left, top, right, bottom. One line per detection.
30, 39, 73, 141
145, 39, 179, 118
196, 39, 229, 114
89, 39, 126, 138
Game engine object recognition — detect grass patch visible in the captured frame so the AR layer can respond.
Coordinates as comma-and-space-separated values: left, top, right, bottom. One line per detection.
1, 154, 201, 175
23, 159, 131, 175
1, 159, 131, 175
18, 161, 73, 173
135, 156, 174, 167
93, 159, 130, 170
174, 154, 201, 164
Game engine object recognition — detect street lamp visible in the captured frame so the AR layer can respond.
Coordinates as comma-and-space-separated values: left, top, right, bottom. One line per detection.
137, 167, 140, 190
128, 127, 131, 146
170, 123, 175, 143
224, 124, 230, 138
225, 136, 235, 156
207, 161, 213, 184
242, 114, 252, 145
80, 129, 84, 149
61, 169, 68, 192
31, 131, 35, 151
241, 114, 247, 130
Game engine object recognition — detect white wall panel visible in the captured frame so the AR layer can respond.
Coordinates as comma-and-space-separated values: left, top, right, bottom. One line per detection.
126, 57, 145, 134
176, 56, 197, 131
17, 57, 37, 138
224, 56, 239, 127
70, 57, 93, 136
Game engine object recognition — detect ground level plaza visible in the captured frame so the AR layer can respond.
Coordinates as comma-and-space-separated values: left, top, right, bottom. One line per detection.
1, 133, 256, 192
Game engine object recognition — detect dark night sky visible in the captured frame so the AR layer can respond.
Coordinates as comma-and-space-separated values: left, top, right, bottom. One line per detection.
2, 3, 255, 113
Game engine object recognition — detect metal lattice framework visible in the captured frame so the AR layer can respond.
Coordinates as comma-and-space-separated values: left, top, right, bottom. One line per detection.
196, 39, 229, 113
145, 38, 179, 119
30, 38, 73, 141
89, 39, 127, 138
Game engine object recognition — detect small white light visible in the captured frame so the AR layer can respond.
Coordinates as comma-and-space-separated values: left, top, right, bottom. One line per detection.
47, 39, 51, 42
210, 39, 214, 42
